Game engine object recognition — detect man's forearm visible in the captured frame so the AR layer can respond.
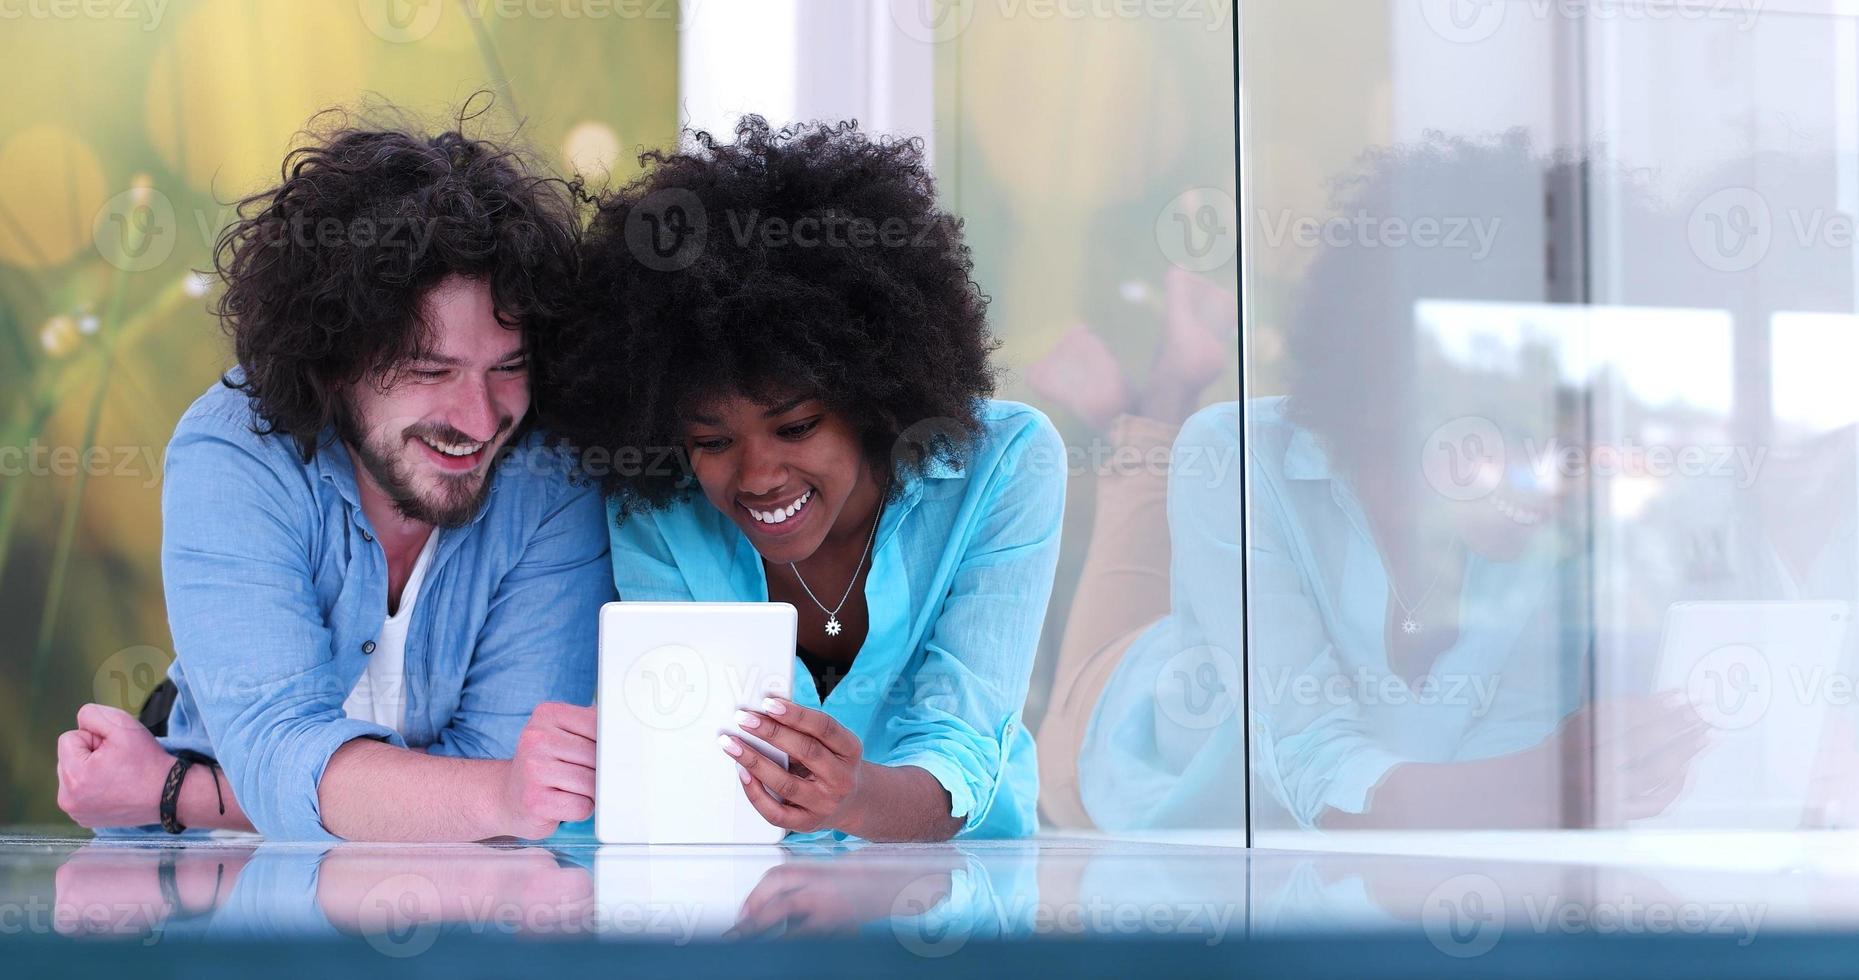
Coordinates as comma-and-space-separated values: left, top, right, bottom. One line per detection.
317, 739, 512, 842
179, 764, 255, 832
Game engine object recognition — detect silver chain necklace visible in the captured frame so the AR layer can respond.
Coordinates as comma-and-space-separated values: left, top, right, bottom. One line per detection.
788, 498, 882, 638
1388, 568, 1442, 636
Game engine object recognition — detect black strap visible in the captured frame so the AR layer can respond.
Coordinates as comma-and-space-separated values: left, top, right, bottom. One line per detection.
159, 756, 193, 834
160, 751, 226, 833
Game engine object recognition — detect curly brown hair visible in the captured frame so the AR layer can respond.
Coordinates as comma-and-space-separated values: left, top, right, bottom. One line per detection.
541, 116, 999, 516
210, 100, 583, 460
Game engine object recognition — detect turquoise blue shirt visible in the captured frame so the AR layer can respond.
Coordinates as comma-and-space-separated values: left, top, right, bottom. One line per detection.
607, 400, 1066, 839
1081, 398, 1574, 831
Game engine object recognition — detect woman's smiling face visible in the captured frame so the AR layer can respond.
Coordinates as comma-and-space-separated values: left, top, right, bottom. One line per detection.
683, 391, 881, 565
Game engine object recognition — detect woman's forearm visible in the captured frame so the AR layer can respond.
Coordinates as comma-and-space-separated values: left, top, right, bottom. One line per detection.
840, 763, 968, 842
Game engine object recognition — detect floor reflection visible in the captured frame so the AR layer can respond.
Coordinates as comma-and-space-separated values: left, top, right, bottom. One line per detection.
16, 831, 1859, 952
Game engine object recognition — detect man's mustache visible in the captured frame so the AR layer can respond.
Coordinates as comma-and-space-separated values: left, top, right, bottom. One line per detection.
402, 418, 513, 449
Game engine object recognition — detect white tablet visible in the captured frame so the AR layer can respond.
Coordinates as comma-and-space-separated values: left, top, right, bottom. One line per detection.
1639, 599, 1849, 829
595, 601, 796, 844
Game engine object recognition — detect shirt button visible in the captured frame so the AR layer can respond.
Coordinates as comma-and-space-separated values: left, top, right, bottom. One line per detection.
361, 530, 374, 542
362, 640, 377, 655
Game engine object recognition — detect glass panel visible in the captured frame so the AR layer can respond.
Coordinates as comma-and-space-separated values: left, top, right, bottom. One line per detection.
1222, 0, 1859, 844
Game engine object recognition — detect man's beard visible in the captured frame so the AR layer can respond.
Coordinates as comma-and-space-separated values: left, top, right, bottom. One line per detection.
335, 404, 516, 529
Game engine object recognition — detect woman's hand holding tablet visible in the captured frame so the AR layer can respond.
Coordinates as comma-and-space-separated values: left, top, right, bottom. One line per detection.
721, 698, 867, 834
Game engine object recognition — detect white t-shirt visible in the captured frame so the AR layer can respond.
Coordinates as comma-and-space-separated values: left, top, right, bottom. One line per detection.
343, 529, 441, 733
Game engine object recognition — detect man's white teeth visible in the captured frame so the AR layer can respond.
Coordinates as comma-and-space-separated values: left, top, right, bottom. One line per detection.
750, 489, 811, 525
421, 435, 485, 458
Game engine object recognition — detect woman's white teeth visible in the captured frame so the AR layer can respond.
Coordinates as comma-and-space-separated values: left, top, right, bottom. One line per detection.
1493, 494, 1543, 526
751, 489, 811, 525
421, 436, 484, 458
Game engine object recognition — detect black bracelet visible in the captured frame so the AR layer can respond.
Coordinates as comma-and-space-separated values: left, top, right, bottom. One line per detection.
175, 750, 225, 817
158, 756, 194, 834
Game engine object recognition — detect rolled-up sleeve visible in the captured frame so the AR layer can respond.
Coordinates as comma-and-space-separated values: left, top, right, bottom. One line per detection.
883, 414, 1066, 835
160, 414, 402, 841
428, 470, 612, 760
1244, 449, 1407, 827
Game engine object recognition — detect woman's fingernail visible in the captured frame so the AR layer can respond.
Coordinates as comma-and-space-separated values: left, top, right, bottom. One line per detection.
737, 764, 751, 784
718, 735, 743, 757
736, 710, 760, 729
762, 698, 787, 715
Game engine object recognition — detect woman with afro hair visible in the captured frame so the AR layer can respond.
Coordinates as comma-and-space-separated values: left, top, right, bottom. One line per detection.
544, 117, 1065, 842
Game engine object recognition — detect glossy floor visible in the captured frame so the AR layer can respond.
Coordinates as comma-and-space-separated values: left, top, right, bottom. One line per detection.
6, 829, 1859, 976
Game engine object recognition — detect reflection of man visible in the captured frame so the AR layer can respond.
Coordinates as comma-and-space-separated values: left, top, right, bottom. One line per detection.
53, 114, 612, 841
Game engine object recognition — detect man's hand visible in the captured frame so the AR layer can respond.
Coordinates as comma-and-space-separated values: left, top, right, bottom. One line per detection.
56, 704, 173, 829
496, 702, 597, 839
722, 698, 869, 835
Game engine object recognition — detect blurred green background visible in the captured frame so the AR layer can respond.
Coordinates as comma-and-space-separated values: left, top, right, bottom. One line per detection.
0, 0, 1236, 826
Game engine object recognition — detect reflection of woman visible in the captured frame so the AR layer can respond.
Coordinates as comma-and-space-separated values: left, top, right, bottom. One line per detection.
1041, 135, 1707, 831
546, 118, 1065, 842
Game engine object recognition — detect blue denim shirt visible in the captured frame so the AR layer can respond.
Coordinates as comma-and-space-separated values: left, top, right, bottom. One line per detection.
608, 400, 1066, 839
142, 379, 612, 840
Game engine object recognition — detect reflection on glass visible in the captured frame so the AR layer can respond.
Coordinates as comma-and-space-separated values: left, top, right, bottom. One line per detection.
1127, 1, 1859, 840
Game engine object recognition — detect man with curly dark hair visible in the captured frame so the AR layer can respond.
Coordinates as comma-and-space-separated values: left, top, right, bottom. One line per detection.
545, 117, 1066, 841
53, 107, 616, 841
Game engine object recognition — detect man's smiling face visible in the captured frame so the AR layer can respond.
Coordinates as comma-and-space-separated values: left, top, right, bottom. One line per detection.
340, 274, 531, 528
